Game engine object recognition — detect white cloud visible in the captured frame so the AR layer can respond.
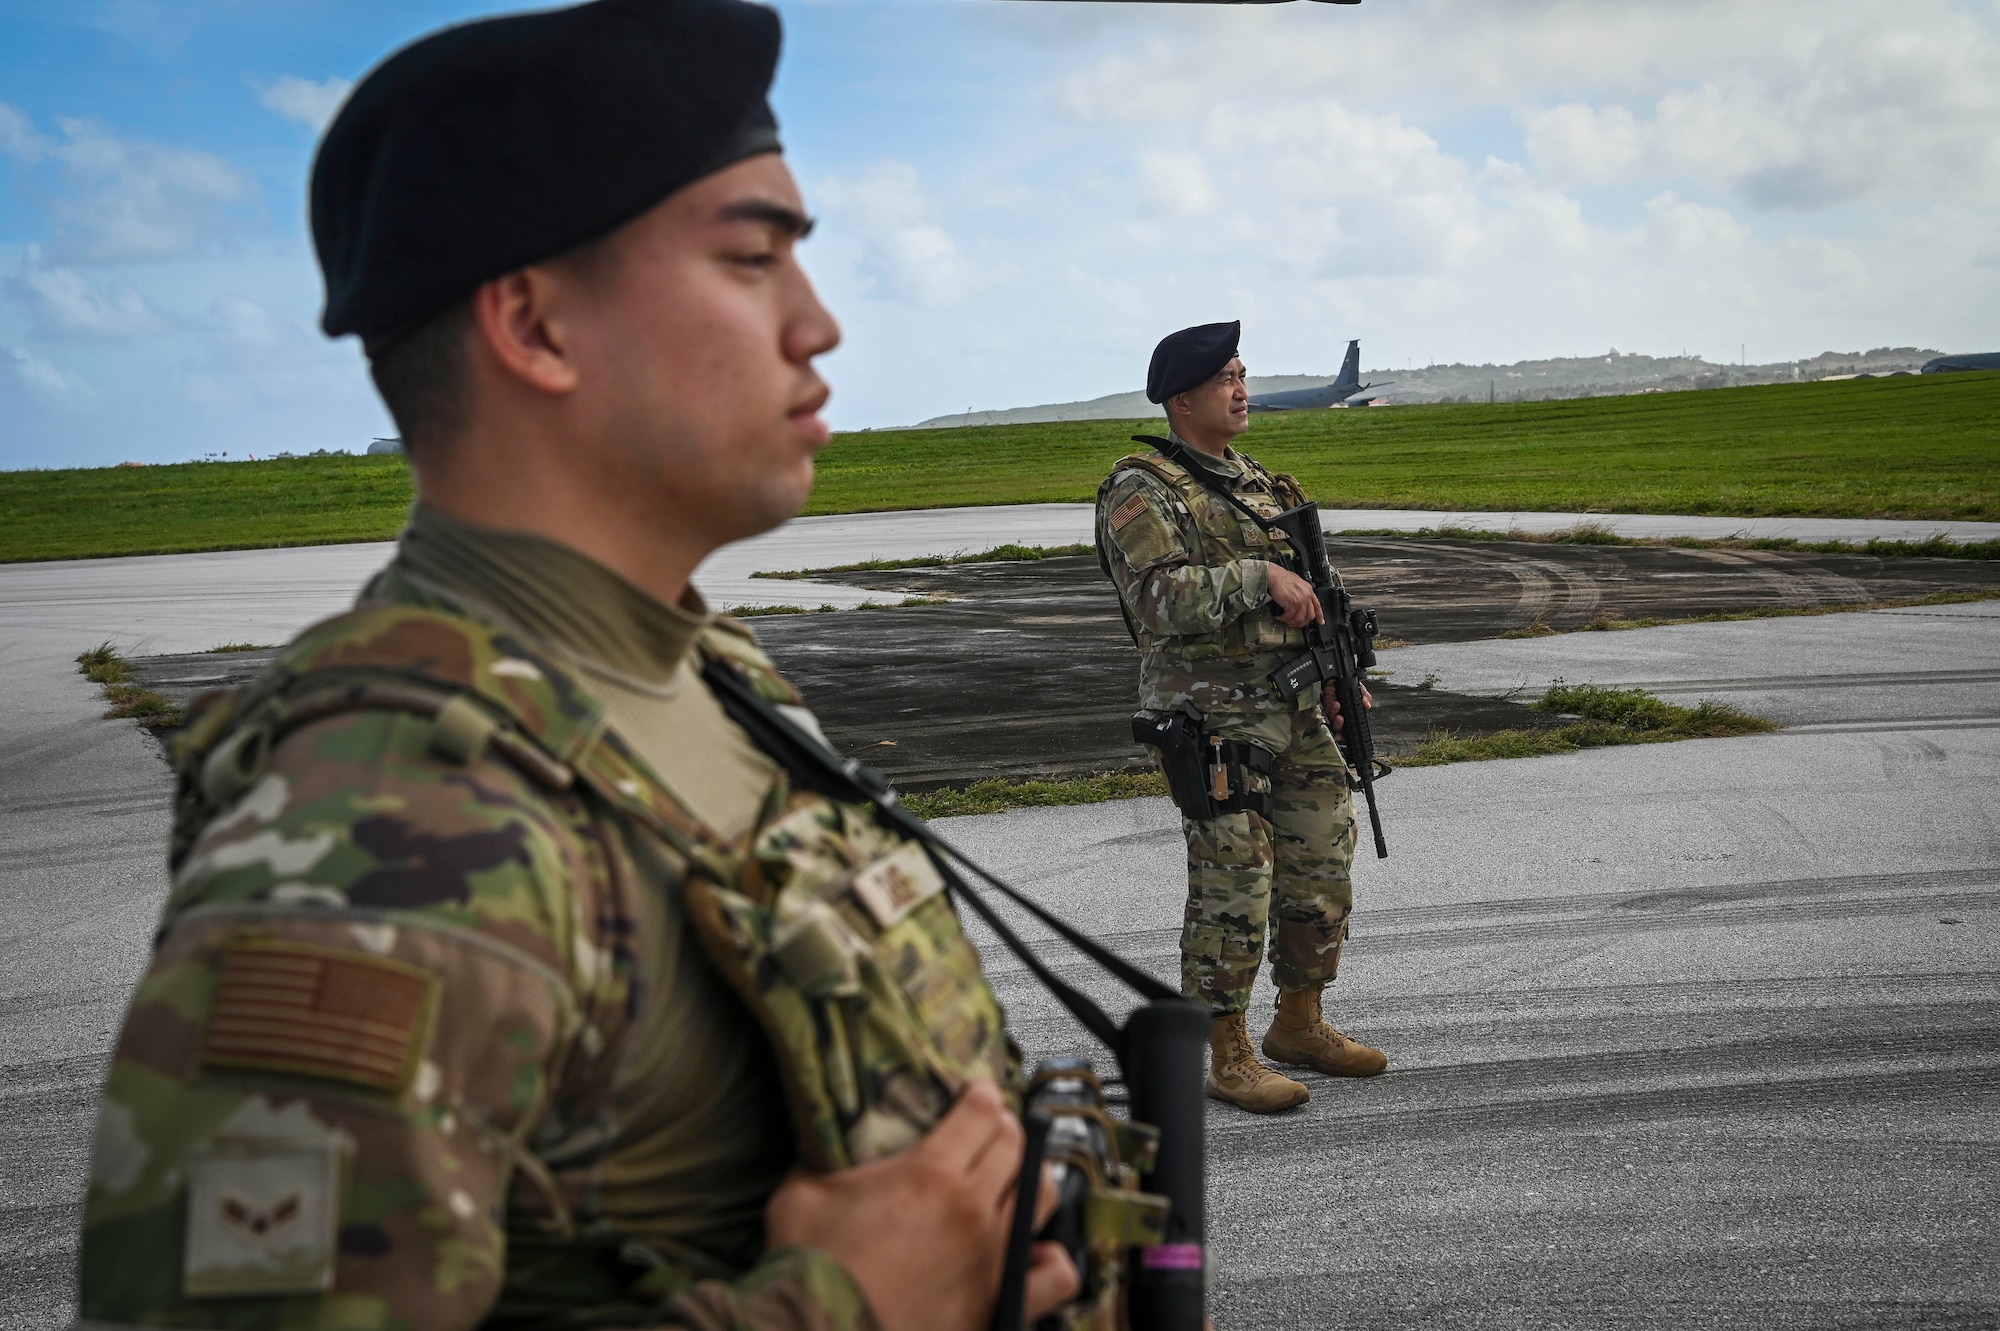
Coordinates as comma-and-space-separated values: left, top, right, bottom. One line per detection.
0, 103, 254, 263
1643, 193, 1750, 259
7, 346, 82, 395
0, 103, 45, 159
1517, 13, 2000, 210
6, 248, 170, 338
257, 76, 353, 133
797, 0, 2000, 428
1137, 150, 1216, 217
819, 161, 979, 307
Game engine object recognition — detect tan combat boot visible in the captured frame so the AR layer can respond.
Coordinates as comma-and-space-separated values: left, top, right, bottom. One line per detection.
1262, 987, 1389, 1078
1206, 1011, 1310, 1112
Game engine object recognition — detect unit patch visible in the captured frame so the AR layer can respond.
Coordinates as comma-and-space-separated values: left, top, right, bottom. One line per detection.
200, 940, 438, 1093
849, 841, 946, 930
184, 1136, 342, 1296
1110, 494, 1152, 531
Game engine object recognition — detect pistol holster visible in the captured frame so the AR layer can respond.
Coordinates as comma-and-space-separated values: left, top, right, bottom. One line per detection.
1131, 706, 1274, 822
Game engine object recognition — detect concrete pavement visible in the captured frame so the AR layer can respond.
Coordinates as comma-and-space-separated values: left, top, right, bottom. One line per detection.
942, 620, 1999, 1325
2, 509, 1995, 1327
1371, 600, 2000, 733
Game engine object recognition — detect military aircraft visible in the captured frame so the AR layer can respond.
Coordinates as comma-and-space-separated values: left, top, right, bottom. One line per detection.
1247, 340, 1390, 411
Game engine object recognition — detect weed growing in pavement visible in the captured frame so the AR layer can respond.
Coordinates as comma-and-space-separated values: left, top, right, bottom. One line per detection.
1397, 679, 1777, 768
725, 604, 839, 617
854, 596, 956, 610
76, 643, 183, 730
1499, 612, 1560, 639
900, 770, 1167, 819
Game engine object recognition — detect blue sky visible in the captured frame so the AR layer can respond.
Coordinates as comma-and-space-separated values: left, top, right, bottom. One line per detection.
3, 0, 1998, 469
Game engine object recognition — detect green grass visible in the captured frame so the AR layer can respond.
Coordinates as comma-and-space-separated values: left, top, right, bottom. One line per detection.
805, 372, 1999, 522
900, 770, 1167, 819
6, 372, 1996, 562
907, 682, 1779, 812
76, 643, 183, 729
6, 454, 416, 562
1398, 680, 1778, 767
753, 542, 1097, 579
724, 603, 840, 618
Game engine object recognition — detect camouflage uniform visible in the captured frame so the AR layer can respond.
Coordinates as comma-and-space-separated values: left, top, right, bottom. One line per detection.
76, 544, 1020, 1329
1096, 437, 1357, 1015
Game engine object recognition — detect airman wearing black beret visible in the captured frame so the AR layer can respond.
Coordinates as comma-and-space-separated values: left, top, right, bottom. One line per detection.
78, 3, 1077, 1329
1098, 322, 1389, 1115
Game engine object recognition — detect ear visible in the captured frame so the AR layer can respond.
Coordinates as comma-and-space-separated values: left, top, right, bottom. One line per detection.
1166, 392, 1190, 419
471, 268, 581, 396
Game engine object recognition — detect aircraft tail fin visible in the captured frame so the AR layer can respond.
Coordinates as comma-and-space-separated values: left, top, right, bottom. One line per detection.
1332, 339, 1361, 393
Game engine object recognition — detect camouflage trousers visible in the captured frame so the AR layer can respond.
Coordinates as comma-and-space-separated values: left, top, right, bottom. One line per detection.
1180, 705, 1356, 1014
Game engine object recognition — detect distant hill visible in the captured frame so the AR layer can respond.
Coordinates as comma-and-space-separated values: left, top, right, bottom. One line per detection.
910, 347, 1943, 428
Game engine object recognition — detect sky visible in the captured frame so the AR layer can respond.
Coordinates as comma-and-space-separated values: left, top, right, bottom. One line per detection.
2, 0, 1997, 469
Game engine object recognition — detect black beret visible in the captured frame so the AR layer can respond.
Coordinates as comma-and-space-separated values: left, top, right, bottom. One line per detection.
1147, 320, 1241, 404
313, 0, 783, 351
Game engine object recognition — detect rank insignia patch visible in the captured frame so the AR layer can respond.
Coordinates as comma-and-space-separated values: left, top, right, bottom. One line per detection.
201, 940, 438, 1093
185, 1136, 342, 1296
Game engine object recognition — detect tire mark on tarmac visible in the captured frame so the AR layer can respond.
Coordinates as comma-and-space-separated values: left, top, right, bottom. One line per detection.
3, 789, 165, 818
1621, 668, 2000, 694
1351, 969, 2000, 1017
971, 869, 1998, 979
0, 842, 164, 874
1210, 1061, 2000, 1146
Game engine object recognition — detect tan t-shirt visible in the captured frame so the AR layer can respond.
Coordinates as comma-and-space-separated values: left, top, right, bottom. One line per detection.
393, 505, 778, 839
384, 504, 792, 1268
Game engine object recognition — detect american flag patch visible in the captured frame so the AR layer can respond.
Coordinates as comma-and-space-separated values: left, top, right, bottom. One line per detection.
201, 941, 438, 1094
1110, 494, 1151, 531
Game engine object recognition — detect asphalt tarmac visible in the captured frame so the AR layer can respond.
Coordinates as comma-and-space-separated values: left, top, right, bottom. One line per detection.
2, 512, 1995, 1328
122, 538, 2000, 789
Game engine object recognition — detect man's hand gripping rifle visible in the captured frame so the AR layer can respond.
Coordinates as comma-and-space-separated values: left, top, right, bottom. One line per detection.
1262, 502, 1392, 859
1127, 435, 1391, 858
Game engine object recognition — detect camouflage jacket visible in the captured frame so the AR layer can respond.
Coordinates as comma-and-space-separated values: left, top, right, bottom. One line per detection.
1094, 440, 1315, 715
77, 593, 1017, 1329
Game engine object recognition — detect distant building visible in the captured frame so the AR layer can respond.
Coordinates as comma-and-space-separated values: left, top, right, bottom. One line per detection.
1920, 353, 2000, 374
367, 437, 405, 455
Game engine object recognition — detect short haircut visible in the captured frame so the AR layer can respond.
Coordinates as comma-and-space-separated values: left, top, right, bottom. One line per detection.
366, 298, 475, 452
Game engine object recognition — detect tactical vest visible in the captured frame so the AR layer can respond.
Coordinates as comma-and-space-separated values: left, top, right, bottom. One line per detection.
163, 603, 1158, 1327
169, 603, 1013, 1175
1096, 449, 1312, 661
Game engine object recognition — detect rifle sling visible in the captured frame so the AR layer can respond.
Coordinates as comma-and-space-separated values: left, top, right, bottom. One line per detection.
1131, 435, 1293, 550
699, 658, 1178, 1063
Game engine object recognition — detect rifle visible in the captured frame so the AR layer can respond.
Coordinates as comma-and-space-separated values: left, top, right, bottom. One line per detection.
1132, 436, 1390, 859
1259, 501, 1391, 859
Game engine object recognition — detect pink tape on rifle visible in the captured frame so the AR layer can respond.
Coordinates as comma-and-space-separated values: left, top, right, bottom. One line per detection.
1140, 1244, 1204, 1271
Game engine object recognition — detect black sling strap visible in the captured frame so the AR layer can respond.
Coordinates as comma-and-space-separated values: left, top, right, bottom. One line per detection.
1131, 434, 1288, 542
699, 658, 1179, 1061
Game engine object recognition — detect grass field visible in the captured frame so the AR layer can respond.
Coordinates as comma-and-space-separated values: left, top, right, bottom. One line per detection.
5, 371, 1996, 562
